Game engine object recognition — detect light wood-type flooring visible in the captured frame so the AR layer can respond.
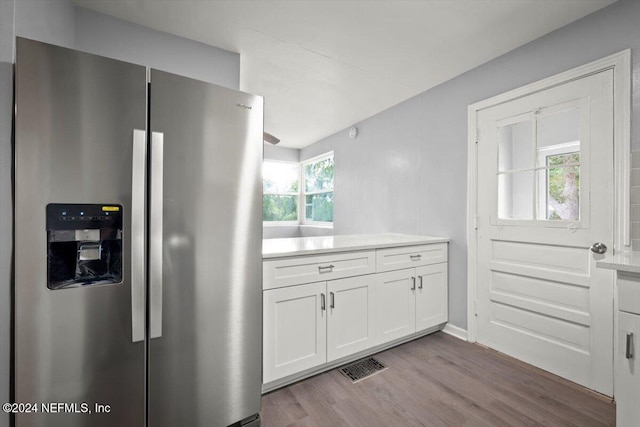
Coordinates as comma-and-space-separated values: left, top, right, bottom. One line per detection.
260, 332, 615, 426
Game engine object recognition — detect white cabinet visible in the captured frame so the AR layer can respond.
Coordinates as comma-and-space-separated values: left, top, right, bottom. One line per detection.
263, 250, 375, 290
416, 264, 448, 332
616, 311, 640, 427
263, 275, 376, 383
262, 236, 449, 389
327, 275, 375, 362
374, 269, 416, 344
374, 263, 448, 346
263, 282, 327, 383
376, 243, 447, 273
615, 272, 640, 427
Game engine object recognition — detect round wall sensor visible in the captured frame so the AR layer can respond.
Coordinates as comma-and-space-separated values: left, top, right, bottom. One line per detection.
349, 126, 358, 139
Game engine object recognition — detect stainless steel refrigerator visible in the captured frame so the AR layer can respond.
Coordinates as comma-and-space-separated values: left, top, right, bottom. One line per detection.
14, 37, 263, 427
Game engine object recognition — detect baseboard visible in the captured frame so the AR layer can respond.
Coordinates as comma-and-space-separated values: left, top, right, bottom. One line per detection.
442, 323, 468, 341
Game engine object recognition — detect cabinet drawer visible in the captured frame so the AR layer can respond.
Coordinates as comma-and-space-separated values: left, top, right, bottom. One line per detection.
263, 250, 376, 290
376, 243, 447, 273
618, 273, 640, 315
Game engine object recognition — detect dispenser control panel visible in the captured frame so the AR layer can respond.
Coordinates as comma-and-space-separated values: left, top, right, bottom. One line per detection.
46, 203, 123, 289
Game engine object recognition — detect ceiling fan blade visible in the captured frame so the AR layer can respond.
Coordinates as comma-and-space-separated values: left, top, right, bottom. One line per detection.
263, 132, 280, 145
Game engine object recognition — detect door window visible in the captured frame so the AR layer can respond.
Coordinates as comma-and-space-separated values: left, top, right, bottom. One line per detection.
497, 102, 583, 223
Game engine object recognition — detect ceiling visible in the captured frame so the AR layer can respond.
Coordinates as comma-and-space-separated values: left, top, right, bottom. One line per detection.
73, 0, 615, 149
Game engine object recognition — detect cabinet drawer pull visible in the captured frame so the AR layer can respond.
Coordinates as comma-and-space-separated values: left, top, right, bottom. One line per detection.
410, 254, 422, 261
330, 292, 335, 309
411, 277, 416, 291
418, 276, 423, 289
318, 264, 335, 273
626, 332, 634, 359
321, 293, 326, 311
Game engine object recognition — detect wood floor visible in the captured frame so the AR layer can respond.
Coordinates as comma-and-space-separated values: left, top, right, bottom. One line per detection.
260, 332, 615, 426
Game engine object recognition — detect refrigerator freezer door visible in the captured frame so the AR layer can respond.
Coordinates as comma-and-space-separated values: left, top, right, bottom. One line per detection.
148, 70, 263, 427
14, 38, 146, 426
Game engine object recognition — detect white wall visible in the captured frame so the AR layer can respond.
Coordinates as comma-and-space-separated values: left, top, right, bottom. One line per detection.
301, 0, 640, 331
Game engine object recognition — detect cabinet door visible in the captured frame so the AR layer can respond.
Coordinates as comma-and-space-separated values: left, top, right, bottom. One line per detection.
263, 282, 327, 383
374, 269, 416, 345
327, 275, 375, 362
415, 263, 448, 332
616, 311, 640, 427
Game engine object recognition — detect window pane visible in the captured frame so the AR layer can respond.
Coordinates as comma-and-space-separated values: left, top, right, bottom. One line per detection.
263, 195, 298, 222
304, 157, 334, 192
537, 164, 580, 221
263, 161, 299, 193
498, 171, 533, 220
498, 120, 533, 172
305, 192, 333, 222
537, 107, 580, 149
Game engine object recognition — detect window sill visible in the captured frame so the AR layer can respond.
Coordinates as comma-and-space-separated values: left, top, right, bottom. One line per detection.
300, 224, 334, 230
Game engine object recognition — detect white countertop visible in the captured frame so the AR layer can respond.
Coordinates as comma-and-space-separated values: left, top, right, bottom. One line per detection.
262, 233, 449, 258
596, 252, 640, 274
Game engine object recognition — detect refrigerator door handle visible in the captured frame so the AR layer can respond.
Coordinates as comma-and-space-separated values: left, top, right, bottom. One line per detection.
131, 129, 146, 343
150, 131, 164, 339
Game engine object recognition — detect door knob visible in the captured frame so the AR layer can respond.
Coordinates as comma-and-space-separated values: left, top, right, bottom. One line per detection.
590, 242, 607, 254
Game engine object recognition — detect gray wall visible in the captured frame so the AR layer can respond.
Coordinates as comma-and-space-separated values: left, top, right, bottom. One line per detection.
302, 0, 640, 330
75, 7, 239, 89
0, 3, 240, 425
264, 144, 300, 163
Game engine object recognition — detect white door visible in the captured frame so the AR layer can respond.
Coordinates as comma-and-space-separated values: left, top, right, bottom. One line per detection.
263, 281, 327, 383
476, 70, 614, 395
415, 263, 448, 332
374, 269, 416, 345
327, 275, 375, 361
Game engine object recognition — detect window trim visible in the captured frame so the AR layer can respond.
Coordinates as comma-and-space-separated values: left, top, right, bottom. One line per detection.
301, 151, 334, 226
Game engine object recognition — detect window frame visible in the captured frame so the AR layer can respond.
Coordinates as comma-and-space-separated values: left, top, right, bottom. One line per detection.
494, 98, 588, 229
301, 151, 334, 226
536, 141, 580, 221
262, 159, 301, 226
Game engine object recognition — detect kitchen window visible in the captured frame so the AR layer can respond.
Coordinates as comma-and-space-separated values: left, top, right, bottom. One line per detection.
263, 160, 300, 223
263, 152, 334, 225
302, 152, 334, 224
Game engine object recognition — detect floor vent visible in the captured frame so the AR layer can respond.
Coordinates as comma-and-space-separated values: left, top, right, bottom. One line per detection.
338, 357, 388, 383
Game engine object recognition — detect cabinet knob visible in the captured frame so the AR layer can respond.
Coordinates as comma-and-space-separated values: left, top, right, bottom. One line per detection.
626, 332, 634, 359
411, 277, 416, 291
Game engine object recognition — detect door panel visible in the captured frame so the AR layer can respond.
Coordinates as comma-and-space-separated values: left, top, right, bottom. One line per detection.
374, 269, 416, 345
327, 275, 375, 361
148, 70, 263, 426
415, 263, 448, 331
263, 282, 327, 383
476, 70, 614, 395
14, 38, 146, 426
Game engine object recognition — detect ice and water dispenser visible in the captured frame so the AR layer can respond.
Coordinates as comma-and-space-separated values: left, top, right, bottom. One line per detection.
47, 203, 123, 289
